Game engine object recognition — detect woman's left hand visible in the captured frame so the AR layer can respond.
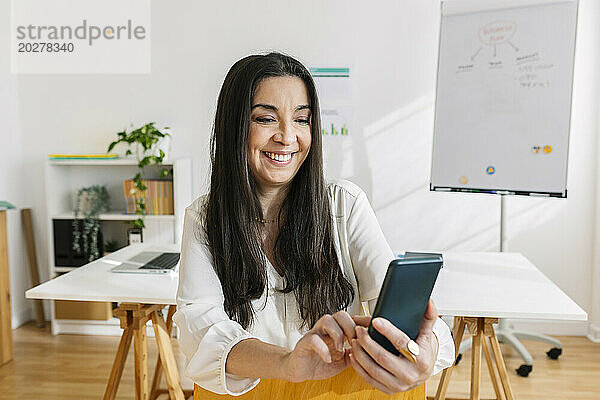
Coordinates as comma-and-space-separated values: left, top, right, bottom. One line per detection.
348, 299, 440, 394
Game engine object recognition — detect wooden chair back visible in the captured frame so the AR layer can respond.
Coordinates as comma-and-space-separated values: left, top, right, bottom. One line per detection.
193, 367, 425, 399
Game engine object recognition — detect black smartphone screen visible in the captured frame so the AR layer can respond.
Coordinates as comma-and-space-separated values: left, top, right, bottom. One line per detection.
367, 256, 443, 356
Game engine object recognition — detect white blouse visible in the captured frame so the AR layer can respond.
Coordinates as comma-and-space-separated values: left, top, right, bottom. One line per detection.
173, 179, 455, 396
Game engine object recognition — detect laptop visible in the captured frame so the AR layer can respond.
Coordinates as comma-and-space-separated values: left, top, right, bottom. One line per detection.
110, 251, 180, 274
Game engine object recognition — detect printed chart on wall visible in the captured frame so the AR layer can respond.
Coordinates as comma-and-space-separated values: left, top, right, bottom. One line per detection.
430, 0, 578, 197
310, 67, 353, 137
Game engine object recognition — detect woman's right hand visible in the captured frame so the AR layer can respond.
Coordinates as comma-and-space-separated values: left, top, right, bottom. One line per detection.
281, 311, 357, 382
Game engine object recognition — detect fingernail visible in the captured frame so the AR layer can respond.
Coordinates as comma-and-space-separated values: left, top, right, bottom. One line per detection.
407, 340, 420, 356
373, 318, 383, 328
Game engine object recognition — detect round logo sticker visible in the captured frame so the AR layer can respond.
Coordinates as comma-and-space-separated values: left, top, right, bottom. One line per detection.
486, 166, 495, 175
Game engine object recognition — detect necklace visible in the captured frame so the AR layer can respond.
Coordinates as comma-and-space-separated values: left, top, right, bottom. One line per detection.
254, 217, 278, 224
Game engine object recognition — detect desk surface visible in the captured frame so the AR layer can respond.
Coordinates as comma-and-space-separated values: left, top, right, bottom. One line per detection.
26, 245, 587, 321
432, 252, 586, 321
27, 243, 180, 304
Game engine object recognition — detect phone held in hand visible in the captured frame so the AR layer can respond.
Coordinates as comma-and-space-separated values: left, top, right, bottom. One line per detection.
367, 255, 443, 358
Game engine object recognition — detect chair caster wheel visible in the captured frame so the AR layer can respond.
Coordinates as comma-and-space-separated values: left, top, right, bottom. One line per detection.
516, 364, 532, 377
454, 353, 462, 366
547, 347, 562, 360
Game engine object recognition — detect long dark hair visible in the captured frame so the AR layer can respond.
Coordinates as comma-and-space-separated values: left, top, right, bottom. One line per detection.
201, 52, 354, 330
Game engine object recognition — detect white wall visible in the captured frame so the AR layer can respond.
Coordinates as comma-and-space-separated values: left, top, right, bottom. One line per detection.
0, 0, 35, 328
2, 0, 599, 335
590, 0, 600, 343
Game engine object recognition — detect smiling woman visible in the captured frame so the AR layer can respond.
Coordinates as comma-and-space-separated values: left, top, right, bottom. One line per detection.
202, 53, 353, 331
172, 52, 455, 396
248, 76, 312, 190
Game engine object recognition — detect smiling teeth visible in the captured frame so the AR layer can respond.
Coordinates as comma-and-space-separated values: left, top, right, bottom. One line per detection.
265, 152, 292, 162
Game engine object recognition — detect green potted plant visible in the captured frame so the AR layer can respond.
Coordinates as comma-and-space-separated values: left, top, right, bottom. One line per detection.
103, 239, 120, 256
107, 122, 172, 229
72, 185, 110, 262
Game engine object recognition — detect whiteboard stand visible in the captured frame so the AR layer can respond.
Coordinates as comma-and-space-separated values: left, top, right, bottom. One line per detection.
458, 196, 563, 377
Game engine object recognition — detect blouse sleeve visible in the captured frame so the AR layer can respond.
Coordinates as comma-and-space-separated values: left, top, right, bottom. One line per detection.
172, 202, 260, 396
346, 184, 455, 375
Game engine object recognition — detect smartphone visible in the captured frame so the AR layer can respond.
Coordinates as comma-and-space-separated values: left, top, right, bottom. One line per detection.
367, 256, 443, 357
403, 252, 443, 266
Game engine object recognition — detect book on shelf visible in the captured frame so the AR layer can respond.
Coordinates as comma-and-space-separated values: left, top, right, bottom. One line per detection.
123, 179, 174, 215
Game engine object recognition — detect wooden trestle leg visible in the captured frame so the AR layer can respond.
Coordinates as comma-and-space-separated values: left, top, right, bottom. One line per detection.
105, 303, 191, 400
490, 328, 515, 400
103, 320, 134, 400
430, 317, 514, 400
151, 309, 186, 400
149, 305, 176, 399
434, 317, 467, 400
482, 336, 503, 400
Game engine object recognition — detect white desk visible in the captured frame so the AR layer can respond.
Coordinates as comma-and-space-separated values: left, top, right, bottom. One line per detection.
26, 243, 188, 400
428, 252, 586, 400
27, 243, 180, 304
432, 252, 586, 321
26, 247, 587, 400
